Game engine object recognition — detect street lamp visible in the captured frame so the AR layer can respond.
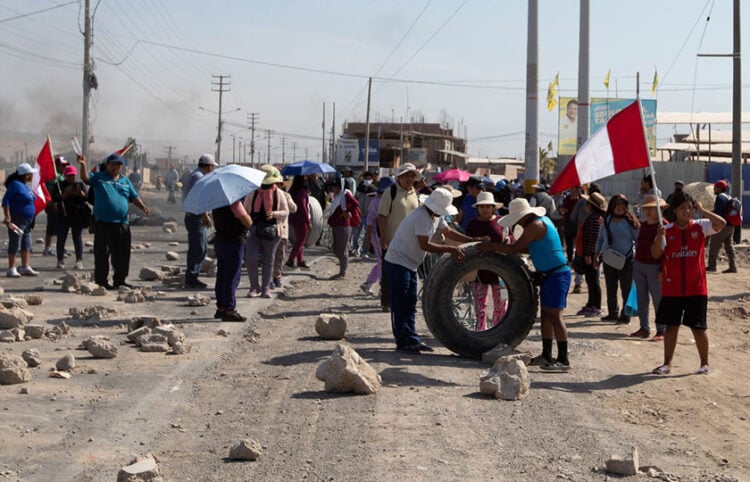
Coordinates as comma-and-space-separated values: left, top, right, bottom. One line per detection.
199, 106, 241, 164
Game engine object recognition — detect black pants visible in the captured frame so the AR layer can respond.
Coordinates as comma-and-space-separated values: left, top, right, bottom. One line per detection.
380, 248, 390, 308
94, 222, 131, 286
603, 258, 634, 318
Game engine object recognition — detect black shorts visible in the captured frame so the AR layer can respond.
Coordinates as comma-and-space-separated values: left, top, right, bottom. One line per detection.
656, 295, 708, 329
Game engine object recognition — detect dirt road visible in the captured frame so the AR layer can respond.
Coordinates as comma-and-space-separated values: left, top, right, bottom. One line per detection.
0, 190, 748, 481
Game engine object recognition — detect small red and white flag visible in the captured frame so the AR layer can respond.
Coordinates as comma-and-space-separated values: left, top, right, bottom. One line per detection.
32, 136, 57, 214
549, 101, 649, 194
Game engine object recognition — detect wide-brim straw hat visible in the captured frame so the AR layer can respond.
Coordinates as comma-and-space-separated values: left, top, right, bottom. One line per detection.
423, 188, 458, 216
393, 163, 422, 181
586, 192, 607, 211
498, 198, 546, 228
640, 194, 668, 208
259, 164, 283, 185
472, 191, 503, 208
441, 184, 463, 198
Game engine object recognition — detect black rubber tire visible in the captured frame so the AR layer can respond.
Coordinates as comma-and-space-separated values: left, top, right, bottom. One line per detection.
422, 245, 537, 359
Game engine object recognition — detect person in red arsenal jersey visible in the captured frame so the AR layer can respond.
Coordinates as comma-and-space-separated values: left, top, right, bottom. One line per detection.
650, 191, 725, 375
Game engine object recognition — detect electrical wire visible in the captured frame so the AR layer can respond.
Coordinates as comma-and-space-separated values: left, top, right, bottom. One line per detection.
689, 0, 716, 129
0, 1, 79, 24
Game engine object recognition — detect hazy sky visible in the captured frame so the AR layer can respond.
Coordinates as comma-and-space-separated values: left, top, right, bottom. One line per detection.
0, 0, 747, 164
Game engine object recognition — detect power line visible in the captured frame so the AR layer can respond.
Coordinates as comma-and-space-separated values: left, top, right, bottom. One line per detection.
0, 1, 79, 24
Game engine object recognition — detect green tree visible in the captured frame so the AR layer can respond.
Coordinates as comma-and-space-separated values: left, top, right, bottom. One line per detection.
539, 141, 556, 182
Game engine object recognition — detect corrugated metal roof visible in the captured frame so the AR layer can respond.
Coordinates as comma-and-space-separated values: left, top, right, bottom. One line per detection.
657, 112, 750, 124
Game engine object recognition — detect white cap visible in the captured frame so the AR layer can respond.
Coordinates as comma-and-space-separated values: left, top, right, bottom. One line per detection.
198, 153, 218, 166
16, 163, 38, 176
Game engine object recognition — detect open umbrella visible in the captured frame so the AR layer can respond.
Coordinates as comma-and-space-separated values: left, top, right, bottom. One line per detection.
181, 164, 265, 215
281, 160, 336, 177
432, 169, 472, 183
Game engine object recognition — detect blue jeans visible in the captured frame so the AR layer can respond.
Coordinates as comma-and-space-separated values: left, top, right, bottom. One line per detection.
7, 217, 33, 255
245, 229, 281, 292
633, 261, 665, 333
214, 239, 244, 311
384, 259, 420, 348
184, 214, 207, 284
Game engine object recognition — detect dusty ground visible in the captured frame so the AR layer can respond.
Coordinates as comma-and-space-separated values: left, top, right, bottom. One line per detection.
0, 189, 749, 481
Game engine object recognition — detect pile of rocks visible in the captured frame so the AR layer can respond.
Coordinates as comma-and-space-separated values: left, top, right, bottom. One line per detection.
69, 305, 118, 326
0, 353, 31, 385
126, 317, 187, 355
56, 273, 107, 296
117, 286, 159, 304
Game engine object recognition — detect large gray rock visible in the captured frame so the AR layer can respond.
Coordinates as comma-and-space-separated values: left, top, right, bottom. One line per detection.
55, 353, 76, 371
61, 273, 82, 292
315, 344, 381, 395
0, 330, 15, 343
228, 439, 262, 461
69, 305, 118, 324
152, 325, 185, 347
117, 454, 160, 482
139, 267, 163, 281
127, 326, 151, 345
161, 221, 179, 233
479, 356, 530, 401
129, 317, 161, 331
84, 337, 118, 359
0, 306, 33, 329
0, 354, 31, 384
139, 334, 170, 352
606, 447, 639, 476
24, 324, 46, 339
0, 296, 28, 309
22, 348, 42, 367
314, 314, 348, 340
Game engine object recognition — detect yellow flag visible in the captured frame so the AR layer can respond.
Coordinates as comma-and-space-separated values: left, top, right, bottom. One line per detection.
604, 69, 611, 90
546, 73, 559, 111
651, 68, 658, 94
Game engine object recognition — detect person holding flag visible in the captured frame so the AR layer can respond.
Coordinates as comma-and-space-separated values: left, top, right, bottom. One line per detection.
42, 156, 70, 257
2, 163, 40, 277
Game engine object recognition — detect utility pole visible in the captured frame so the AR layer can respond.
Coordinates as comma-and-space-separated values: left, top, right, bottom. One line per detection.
576, 0, 590, 152
364, 77, 372, 172
523, 0, 539, 193
165, 145, 175, 165
732, 0, 742, 242
247, 112, 259, 167
281, 137, 286, 164
266, 129, 272, 164
331, 102, 336, 166
322, 102, 327, 164
211, 74, 231, 164
81, 0, 94, 157
292, 142, 297, 163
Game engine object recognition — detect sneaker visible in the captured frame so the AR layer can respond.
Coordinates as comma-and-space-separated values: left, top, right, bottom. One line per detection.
360, 282, 373, 294
272, 278, 282, 288
601, 313, 619, 322
284, 261, 296, 269
571, 284, 582, 294
616, 315, 631, 325
56, 261, 65, 270
629, 328, 650, 338
186, 280, 208, 289
6, 267, 20, 278
330, 273, 345, 280
221, 310, 247, 322
396, 342, 434, 353
651, 331, 665, 342
541, 359, 571, 371
586, 308, 602, 317
115, 281, 134, 289
74, 260, 84, 270
214, 309, 224, 319
529, 354, 552, 366
18, 266, 39, 276
723, 267, 738, 273
261, 289, 272, 299
697, 365, 711, 375
575, 306, 592, 316
298, 262, 311, 270
42, 248, 55, 257
246, 289, 260, 298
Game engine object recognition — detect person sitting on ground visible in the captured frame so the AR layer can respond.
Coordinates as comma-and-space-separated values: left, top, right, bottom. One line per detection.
465, 192, 507, 331
384, 188, 482, 353
651, 191, 725, 375
479, 197, 572, 371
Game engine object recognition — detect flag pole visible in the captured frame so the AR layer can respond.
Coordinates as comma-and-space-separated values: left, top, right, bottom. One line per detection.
636, 98, 662, 225
48, 135, 68, 217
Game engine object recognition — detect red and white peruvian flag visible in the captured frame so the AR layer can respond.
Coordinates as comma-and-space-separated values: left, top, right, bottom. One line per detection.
549, 100, 649, 194
32, 136, 56, 214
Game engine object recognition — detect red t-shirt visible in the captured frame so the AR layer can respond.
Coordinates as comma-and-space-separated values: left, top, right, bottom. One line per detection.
635, 220, 667, 265
661, 219, 716, 297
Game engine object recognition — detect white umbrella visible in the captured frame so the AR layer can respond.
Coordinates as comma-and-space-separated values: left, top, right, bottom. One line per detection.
181, 164, 265, 214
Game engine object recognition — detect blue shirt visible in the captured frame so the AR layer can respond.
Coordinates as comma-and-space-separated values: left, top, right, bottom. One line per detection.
1, 180, 36, 222
595, 216, 639, 256
89, 171, 138, 223
460, 194, 478, 230
182, 168, 205, 200
528, 216, 569, 272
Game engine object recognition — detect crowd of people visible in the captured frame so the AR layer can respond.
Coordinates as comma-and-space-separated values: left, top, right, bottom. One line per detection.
1, 157, 741, 374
